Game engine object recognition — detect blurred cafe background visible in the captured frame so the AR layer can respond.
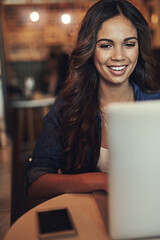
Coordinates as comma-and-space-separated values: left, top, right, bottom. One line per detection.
0, 0, 160, 239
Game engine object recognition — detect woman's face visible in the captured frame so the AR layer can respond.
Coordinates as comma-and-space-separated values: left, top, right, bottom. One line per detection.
94, 15, 139, 86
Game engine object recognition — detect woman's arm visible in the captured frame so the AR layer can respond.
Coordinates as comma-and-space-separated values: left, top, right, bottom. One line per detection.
28, 172, 108, 199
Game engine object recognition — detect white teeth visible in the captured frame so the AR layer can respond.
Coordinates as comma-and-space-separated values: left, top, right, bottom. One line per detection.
109, 66, 126, 71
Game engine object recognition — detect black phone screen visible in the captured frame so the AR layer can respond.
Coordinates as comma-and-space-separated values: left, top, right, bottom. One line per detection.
37, 208, 75, 234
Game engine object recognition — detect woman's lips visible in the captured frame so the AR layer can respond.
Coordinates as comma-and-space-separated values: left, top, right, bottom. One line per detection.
107, 65, 128, 76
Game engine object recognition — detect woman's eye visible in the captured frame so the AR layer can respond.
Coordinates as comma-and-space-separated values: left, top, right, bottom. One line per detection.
124, 43, 136, 48
100, 44, 112, 49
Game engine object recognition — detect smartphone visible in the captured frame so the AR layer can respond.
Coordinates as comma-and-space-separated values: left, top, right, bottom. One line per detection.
36, 208, 77, 239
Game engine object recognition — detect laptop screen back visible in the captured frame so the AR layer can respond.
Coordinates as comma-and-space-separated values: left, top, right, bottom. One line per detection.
107, 100, 160, 239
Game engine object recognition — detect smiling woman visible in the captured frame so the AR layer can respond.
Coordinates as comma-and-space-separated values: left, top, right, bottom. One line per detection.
25, 0, 160, 199
94, 15, 139, 100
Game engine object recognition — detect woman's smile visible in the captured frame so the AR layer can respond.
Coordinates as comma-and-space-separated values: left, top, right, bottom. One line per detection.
107, 65, 128, 76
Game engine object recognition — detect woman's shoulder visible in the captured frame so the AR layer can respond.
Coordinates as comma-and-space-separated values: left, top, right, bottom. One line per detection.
132, 82, 160, 101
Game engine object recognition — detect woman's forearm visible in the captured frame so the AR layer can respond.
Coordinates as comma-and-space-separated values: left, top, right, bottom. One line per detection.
28, 172, 108, 199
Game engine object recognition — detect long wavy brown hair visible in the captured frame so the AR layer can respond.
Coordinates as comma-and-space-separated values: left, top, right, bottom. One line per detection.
59, 0, 157, 173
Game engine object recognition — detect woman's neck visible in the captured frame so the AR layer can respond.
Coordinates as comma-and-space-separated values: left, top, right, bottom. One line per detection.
99, 80, 134, 110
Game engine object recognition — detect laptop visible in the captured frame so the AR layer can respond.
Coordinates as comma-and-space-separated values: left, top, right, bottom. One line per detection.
107, 100, 160, 240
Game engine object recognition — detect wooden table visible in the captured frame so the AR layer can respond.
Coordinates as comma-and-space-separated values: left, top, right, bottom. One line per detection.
4, 191, 160, 240
9, 97, 55, 153
4, 192, 110, 240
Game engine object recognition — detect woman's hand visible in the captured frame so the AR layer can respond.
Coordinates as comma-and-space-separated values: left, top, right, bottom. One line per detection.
98, 172, 109, 192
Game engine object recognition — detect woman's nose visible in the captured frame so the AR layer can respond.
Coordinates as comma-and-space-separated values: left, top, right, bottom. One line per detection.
111, 47, 126, 61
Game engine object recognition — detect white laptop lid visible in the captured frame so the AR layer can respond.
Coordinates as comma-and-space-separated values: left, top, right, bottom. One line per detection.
107, 100, 160, 240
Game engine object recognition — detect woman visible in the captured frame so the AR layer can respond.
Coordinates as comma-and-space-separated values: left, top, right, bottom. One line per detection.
25, 0, 160, 198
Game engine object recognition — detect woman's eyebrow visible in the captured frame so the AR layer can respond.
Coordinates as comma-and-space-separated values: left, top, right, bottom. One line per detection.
96, 37, 138, 44
96, 38, 113, 44
124, 37, 138, 41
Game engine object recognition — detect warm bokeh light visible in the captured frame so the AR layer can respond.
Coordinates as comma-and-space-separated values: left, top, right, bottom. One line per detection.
30, 11, 40, 22
61, 14, 71, 24
151, 14, 159, 24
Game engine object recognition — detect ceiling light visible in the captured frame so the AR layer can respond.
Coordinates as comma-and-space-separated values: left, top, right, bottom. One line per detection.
30, 11, 40, 22
61, 14, 71, 24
